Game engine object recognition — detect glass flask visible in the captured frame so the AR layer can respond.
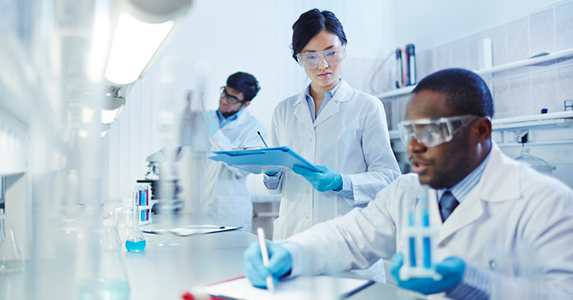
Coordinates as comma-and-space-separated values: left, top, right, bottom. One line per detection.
79, 217, 130, 300
125, 192, 146, 252
515, 148, 556, 175
0, 212, 25, 273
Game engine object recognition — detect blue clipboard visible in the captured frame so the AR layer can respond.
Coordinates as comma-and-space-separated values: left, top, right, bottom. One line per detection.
208, 146, 320, 174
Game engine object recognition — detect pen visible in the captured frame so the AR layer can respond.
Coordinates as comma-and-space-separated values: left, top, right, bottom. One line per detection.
257, 131, 268, 148
257, 227, 275, 293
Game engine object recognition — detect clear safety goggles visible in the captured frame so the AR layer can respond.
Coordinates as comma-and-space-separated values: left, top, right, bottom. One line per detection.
398, 115, 482, 147
296, 46, 346, 69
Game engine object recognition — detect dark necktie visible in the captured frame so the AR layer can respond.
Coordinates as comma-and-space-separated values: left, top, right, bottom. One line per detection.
439, 191, 459, 222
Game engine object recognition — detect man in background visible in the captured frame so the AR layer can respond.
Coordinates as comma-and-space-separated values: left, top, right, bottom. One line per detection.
182, 72, 267, 232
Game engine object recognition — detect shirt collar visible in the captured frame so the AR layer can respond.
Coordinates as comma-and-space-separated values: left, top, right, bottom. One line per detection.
304, 79, 342, 99
437, 150, 492, 203
216, 108, 243, 128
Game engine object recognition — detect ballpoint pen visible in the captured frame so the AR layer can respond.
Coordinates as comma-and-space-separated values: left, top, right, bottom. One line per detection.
257, 131, 268, 148
257, 227, 275, 293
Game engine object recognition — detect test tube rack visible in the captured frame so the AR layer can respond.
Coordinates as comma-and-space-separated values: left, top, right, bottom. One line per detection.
399, 188, 442, 281
136, 184, 152, 225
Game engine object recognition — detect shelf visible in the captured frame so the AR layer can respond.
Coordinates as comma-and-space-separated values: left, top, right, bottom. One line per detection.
388, 111, 573, 140
375, 47, 573, 101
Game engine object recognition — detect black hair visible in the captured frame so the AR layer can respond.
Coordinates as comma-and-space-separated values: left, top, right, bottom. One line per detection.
226, 72, 260, 102
291, 9, 347, 61
412, 68, 494, 118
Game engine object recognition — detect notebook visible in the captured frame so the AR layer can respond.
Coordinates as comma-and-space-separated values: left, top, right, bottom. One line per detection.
188, 275, 374, 300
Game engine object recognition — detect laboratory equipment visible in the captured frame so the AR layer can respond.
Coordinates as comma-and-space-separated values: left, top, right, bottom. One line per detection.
295, 46, 346, 69
125, 192, 146, 252
80, 217, 131, 300
515, 130, 556, 175
398, 115, 481, 147
395, 48, 404, 88
516, 148, 556, 175
405, 44, 416, 86
565, 100, 572, 111
399, 187, 441, 281
0, 212, 25, 273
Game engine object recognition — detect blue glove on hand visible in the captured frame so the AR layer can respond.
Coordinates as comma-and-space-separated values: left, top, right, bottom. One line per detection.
244, 241, 293, 288
292, 165, 342, 192
390, 253, 465, 295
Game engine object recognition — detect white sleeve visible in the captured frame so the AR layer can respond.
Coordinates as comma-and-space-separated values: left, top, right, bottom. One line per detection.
284, 177, 405, 276
346, 99, 401, 206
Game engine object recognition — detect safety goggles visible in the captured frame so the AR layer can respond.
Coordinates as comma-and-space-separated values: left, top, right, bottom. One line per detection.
398, 115, 482, 147
220, 86, 247, 105
296, 46, 346, 70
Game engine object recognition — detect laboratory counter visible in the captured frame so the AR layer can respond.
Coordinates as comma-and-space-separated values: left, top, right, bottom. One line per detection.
0, 213, 423, 300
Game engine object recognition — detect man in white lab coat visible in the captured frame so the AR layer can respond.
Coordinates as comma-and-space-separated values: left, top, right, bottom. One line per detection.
244, 68, 573, 299
183, 72, 267, 232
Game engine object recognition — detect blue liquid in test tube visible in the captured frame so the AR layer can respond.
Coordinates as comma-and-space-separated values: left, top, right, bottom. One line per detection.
420, 195, 432, 269
408, 212, 416, 267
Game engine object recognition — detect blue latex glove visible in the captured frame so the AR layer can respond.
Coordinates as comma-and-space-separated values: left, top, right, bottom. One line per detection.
244, 241, 293, 288
292, 165, 342, 192
390, 253, 465, 295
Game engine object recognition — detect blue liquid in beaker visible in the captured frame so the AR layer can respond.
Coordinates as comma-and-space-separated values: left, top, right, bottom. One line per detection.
125, 240, 146, 252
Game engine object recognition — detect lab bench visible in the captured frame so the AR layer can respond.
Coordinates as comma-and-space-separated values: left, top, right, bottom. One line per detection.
0, 213, 422, 300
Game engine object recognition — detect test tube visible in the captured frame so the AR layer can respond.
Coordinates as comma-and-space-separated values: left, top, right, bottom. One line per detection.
407, 204, 417, 267
419, 195, 432, 268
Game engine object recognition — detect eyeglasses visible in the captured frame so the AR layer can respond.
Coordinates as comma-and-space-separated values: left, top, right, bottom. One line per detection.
296, 46, 346, 70
398, 115, 482, 147
220, 86, 247, 105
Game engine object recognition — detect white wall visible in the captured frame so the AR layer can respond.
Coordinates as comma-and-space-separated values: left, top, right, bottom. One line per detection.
392, 0, 565, 50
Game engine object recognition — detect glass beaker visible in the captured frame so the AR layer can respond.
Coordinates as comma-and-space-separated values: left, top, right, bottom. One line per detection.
0, 212, 26, 273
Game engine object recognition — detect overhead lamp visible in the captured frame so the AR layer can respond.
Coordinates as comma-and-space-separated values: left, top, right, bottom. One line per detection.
103, 0, 192, 86
101, 96, 126, 124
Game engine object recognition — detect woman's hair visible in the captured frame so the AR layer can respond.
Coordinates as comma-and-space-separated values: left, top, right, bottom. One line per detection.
291, 9, 347, 61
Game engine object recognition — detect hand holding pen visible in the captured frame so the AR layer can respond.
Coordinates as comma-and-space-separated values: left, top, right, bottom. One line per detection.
244, 228, 293, 290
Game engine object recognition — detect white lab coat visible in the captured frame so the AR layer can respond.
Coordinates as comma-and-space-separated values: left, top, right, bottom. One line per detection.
265, 80, 401, 240
284, 142, 573, 299
200, 109, 268, 232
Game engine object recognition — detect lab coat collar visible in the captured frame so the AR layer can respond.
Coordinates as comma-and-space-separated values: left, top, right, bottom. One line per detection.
293, 91, 315, 133
303, 80, 352, 127
437, 142, 520, 243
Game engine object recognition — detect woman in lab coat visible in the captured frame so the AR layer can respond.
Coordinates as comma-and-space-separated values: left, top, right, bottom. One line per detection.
264, 8, 400, 255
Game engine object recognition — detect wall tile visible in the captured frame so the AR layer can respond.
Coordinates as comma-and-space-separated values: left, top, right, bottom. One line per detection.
432, 43, 452, 71
417, 49, 434, 80
529, 8, 555, 56
557, 65, 573, 110
450, 37, 469, 69
556, 1, 573, 51
467, 31, 487, 71
487, 23, 508, 67
509, 75, 532, 117
506, 17, 530, 63
530, 70, 557, 114
493, 79, 510, 119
